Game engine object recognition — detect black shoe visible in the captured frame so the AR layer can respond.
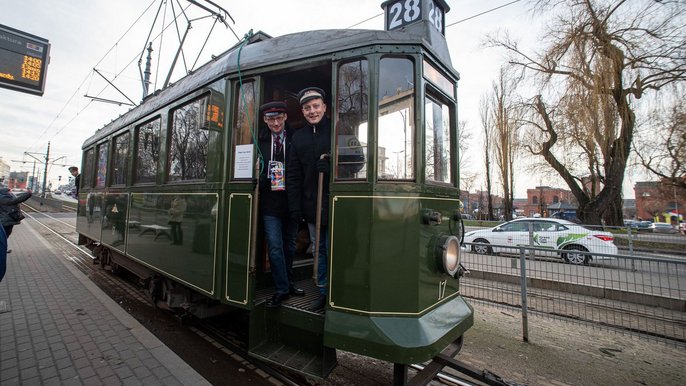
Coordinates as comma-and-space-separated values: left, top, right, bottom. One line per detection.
289, 286, 305, 296
309, 294, 326, 311
266, 292, 290, 308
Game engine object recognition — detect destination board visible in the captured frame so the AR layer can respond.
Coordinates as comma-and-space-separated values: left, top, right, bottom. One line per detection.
0, 24, 50, 96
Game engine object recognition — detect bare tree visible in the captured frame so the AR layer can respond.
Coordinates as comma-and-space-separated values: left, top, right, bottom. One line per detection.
635, 96, 686, 189
479, 96, 495, 220
457, 120, 473, 173
491, 0, 686, 225
488, 68, 521, 221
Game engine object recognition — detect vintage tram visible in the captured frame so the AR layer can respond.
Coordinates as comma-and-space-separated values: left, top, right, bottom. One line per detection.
76, 0, 472, 381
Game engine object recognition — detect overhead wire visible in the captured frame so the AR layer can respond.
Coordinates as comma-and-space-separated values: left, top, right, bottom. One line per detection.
29, 0, 522, 162
24, 0, 160, 155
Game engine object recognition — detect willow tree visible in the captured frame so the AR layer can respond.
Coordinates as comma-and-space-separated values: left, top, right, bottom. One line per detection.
493, 0, 686, 225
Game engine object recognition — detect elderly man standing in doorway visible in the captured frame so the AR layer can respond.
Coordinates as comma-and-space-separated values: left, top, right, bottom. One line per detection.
287, 87, 331, 312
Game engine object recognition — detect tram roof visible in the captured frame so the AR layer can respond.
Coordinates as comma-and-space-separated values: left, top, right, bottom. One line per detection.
84, 22, 455, 147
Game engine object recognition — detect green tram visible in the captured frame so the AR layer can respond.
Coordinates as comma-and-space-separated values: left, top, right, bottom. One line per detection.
76, 0, 473, 381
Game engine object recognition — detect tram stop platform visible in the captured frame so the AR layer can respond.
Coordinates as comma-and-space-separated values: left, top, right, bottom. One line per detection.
0, 223, 210, 385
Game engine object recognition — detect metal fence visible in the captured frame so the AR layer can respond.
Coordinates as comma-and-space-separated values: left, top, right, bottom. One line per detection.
460, 228, 686, 348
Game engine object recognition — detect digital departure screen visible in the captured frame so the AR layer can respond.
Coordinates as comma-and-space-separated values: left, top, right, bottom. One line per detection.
0, 24, 50, 96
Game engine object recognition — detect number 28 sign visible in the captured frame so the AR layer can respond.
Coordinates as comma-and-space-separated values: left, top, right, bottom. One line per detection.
383, 0, 447, 35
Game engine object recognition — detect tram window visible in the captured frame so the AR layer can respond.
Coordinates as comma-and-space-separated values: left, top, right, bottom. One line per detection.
168, 96, 209, 182
336, 60, 369, 180
111, 132, 130, 186
424, 96, 452, 184
232, 81, 255, 179
135, 118, 160, 184
233, 81, 255, 147
95, 143, 108, 188
378, 57, 415, 181
82, 148, 95, 189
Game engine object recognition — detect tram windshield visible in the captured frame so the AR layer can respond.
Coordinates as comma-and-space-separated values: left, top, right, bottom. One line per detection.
378, 57, 415, 181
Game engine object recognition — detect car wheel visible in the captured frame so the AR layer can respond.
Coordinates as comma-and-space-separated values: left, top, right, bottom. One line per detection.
562, 245, 590, 265
472, 239, 492, 255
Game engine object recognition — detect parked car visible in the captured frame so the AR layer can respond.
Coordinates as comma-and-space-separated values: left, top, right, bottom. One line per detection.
463, 218, 617, 265
550, 211, 580, 223
636, 221, 653, 231
649, 222, 678, 234
623, 219, 639, 230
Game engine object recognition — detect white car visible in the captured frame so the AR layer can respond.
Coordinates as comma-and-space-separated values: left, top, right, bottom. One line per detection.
463, 218, 617, 265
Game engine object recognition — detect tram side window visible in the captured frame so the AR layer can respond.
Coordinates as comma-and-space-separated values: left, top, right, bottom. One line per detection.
378, 57, 415, 181
82, 148, 95, 189
95, 143, 108, 188
336, 60, 368, 180
424, 96, 452, 184
168, 96, 209, 182
135, 118, 161, 184
111, 132, 130, 186
232, 81, 255, 179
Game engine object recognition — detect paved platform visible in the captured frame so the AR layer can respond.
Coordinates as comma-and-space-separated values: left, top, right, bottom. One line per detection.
0, 223, 210, 386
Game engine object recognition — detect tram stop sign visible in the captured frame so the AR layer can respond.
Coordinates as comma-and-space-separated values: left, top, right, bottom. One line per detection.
0, 24, 50, 96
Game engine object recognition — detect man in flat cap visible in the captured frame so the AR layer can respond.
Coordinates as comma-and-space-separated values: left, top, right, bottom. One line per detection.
287, 87, 330, 311
258, 101, 305, 308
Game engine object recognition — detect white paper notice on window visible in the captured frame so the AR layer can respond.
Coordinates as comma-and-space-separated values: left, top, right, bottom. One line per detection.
234, 144, 254, 179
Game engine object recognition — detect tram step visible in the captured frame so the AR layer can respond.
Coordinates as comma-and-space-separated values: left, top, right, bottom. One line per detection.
248, 301, 337, 379
250, 340, 336, 379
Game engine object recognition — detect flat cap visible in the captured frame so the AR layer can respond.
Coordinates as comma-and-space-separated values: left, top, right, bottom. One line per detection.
297, 87, 325, 106
260, 101, 287, 116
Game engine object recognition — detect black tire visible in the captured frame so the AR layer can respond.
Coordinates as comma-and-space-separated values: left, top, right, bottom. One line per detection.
562, 245, 590, 265
472, 239, 493, 255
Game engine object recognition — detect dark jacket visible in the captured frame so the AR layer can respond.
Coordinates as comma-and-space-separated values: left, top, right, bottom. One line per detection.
74, 174, 80, 197
258, 123, 293, 217
0, 188, 32, 226
287, 117, 331, 224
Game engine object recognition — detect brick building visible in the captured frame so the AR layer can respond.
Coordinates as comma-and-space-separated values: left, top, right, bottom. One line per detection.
522, 186, 576, 217
634, 180, 685, 223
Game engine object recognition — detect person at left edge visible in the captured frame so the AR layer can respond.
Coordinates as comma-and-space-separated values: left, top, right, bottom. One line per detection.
258, 101, 305, 308
0, 186, 32, 256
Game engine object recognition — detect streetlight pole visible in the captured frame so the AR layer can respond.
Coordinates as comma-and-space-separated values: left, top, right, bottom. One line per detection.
41, 141, 50, 197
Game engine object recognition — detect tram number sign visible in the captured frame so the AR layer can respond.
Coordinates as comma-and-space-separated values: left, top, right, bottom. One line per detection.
384, 0, 446, 35
0, 24, 50, 96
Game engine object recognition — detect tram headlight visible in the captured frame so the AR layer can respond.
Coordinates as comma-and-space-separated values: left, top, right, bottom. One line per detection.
437, 235, 460, 276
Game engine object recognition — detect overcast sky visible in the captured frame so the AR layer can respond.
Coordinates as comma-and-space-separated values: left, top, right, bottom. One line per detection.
0, 0, 643, 197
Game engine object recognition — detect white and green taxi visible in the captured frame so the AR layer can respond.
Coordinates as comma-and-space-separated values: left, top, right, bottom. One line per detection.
463, 218, 617, 265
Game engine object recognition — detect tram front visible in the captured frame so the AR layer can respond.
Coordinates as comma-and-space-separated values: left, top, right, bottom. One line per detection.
324, 0, 473, 365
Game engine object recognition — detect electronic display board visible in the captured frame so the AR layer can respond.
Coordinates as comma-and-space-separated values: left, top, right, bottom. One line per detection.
0, 24, 50, 96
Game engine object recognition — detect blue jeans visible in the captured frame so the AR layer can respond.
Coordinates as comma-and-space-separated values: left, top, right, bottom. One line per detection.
263, 215, 297, 295
308, 223, 329, 295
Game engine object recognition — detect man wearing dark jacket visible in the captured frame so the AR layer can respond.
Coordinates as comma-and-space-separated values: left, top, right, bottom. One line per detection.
69, 166, 80, 197
287, 87, 331, 311
0, 187, 32, 238
259, 101, 305, 307
0, 187, 32, 262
